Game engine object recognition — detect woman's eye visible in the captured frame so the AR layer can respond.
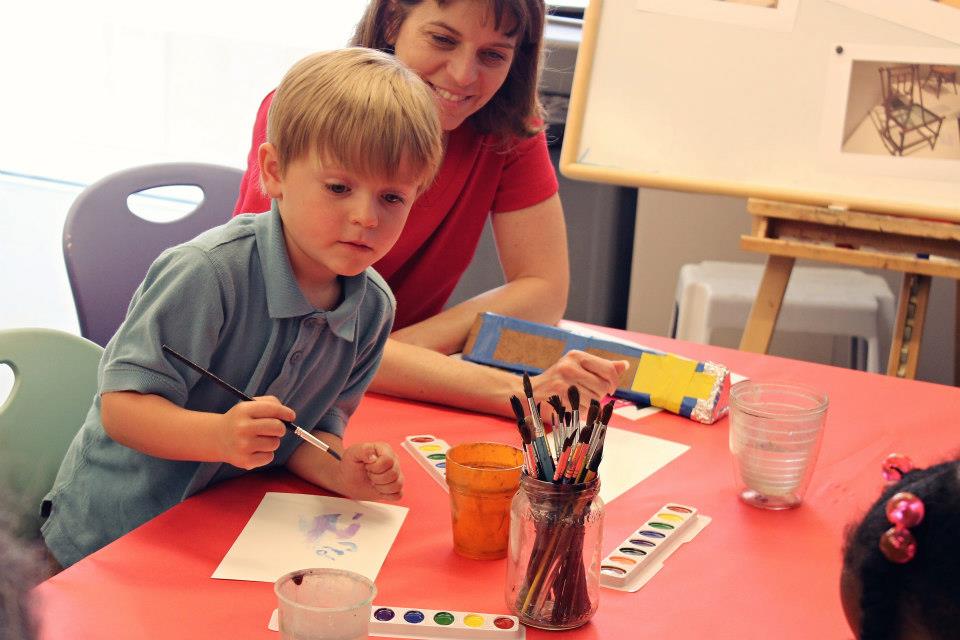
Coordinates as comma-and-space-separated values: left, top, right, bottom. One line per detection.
431, 33, 456, 47
383, 193, 405, 205
481, 50, 507, 64
326, 183, 349, 194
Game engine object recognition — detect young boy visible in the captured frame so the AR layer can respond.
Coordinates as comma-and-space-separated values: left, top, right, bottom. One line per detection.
41, 48, 443, 568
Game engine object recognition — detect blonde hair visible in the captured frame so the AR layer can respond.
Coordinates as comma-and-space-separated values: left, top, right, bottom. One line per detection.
267, 47, 442, 189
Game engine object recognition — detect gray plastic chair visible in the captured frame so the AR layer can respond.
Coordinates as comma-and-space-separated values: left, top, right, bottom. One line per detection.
63, 162, 244, 346
0, 328, 103, 538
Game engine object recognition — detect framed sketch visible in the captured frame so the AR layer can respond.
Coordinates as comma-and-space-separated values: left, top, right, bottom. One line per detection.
820, 44, 960, 182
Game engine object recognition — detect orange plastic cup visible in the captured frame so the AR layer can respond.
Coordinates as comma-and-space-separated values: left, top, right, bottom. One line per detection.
445, 442, 524, 560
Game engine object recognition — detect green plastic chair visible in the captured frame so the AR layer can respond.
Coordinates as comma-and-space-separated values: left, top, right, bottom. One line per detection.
0, 328, 102, 538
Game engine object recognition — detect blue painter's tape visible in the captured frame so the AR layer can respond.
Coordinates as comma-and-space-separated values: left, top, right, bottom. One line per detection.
463, 312, 730, 423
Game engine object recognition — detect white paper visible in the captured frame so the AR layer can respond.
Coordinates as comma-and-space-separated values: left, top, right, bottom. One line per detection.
595, 428, 690, 504
212, 492, 408, 583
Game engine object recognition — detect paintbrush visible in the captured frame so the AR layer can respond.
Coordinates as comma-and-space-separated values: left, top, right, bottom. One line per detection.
522, 373, 555, 480
537, 401, 556, 461
562, 423, 594, 484
546, 394, 567, 450
567, 386, 580, 435
579, 400, 614, 483
510, 395, 539, 478
161, 344, 342, 461
552, 430, 578, 483
583, 444, 605, 483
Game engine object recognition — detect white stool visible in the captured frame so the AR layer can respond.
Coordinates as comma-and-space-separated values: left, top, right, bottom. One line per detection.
671, 261, 896, 372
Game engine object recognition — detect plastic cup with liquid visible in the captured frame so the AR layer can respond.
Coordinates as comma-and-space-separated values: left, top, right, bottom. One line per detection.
729, 381, 828, 510
274, 568, 376, 640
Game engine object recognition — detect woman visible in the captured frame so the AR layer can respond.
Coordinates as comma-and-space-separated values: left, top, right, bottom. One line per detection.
235, 0, 626, 416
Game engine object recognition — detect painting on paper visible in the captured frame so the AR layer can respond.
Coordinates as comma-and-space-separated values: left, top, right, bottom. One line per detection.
212, 492, 408, 583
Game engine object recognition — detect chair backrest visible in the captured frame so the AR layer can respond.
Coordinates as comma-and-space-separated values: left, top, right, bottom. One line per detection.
879, 65, 919, 113
0, 328, 103, 538
63, 162, 244, 347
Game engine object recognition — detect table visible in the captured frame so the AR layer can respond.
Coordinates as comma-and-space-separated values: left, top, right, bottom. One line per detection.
33, 327, 960, 639
924, 65, 958, 100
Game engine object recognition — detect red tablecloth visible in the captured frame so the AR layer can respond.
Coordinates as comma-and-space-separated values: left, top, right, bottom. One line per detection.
33, 328, 960, 639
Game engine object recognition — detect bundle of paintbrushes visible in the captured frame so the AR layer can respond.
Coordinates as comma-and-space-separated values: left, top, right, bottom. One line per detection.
509, 375, 612, 486
505, 374, 612, 629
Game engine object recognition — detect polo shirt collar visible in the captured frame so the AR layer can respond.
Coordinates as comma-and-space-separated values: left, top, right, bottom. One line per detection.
256, 201, 365, 342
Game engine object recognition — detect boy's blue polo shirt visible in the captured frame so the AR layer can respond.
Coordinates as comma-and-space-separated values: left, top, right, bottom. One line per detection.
41, 205, 395, 567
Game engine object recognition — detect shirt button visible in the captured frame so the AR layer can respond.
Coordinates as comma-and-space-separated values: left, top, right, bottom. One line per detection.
290, 351, 303, 364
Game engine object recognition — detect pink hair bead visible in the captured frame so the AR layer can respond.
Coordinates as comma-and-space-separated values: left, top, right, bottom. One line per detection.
879, 492, 924, 564
885, 492, 924, 528
880, 527, 917, 564
882, 454, 914, 483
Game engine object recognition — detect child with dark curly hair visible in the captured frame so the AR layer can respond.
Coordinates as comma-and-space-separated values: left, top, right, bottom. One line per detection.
840, 456, 960, 640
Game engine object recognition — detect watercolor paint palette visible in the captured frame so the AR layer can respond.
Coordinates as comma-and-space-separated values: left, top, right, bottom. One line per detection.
369, 605, 525, 639
599, 503, 711, 593
268, 606, 525, 639
401, 434, 451, 491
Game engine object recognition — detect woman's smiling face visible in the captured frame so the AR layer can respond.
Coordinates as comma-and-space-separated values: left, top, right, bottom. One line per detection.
391, 0, 518, 131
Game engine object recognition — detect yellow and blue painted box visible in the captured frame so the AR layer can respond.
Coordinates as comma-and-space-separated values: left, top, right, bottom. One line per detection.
463, 312, 729, 424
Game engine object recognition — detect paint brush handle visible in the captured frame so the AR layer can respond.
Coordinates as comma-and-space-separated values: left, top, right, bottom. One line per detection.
522, 395, 555, 480
161, 344, 341, 461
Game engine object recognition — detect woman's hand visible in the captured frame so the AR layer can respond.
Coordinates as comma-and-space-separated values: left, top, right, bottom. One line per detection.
530, 351, 628, 412
217, 396, 293, 470
338, 442, 404, 502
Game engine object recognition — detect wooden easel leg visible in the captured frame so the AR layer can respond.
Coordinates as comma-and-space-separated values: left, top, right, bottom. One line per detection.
887, 273, 931, 379
739, 255, 795, 354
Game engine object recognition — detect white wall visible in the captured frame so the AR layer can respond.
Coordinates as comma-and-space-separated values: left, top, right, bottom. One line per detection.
2, 2, 369, 182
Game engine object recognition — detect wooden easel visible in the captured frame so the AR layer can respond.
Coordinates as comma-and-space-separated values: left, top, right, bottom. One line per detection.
739, 199, 960, 381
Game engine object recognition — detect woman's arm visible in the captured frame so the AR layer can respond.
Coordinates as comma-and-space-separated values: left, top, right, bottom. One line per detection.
390, 193, 569, 355
369, 340, 625, 417
372, 193, 626, 416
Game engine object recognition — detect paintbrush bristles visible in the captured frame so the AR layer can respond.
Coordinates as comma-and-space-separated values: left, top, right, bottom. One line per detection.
600, 400, 614, 425
547, 394, 565, 416
578, 424, 594, 444
519, 416, 533, 444
522, 372, 534, 399
567, 385, 580, 411
510, 395, 526, 424
585, 401, 599, 428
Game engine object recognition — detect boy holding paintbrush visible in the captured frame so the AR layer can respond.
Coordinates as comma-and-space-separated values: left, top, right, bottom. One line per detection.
41, 48, 442, 568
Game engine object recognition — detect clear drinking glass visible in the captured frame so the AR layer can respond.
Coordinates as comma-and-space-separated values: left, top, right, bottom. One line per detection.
505, 474, 604, 630
274, 568, 376, 640
729, 381, 828, 510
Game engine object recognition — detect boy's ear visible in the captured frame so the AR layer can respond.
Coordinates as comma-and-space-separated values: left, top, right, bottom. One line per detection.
258, 142, 284, 199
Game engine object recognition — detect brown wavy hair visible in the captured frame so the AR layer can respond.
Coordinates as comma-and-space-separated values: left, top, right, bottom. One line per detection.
351, 0, 546, 140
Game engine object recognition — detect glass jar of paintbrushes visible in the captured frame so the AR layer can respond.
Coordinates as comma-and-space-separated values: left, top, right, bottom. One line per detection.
505, 377, 611, 630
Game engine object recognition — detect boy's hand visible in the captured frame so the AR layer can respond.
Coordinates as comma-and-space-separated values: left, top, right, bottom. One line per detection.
219, 396, 294, 470
339, 442, 404, 501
